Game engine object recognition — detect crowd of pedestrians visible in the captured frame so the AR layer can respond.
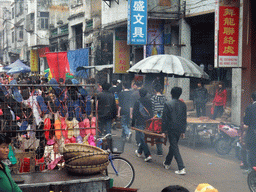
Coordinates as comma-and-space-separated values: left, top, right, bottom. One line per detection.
0, 72, 251, 191
101, 78, 188, 175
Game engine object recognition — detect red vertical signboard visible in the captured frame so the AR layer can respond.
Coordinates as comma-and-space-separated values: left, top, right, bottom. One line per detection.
218, 6, 239, 67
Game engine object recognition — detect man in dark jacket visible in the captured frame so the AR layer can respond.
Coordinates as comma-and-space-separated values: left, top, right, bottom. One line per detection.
109, 79, 120, 96
109, 79, 121, 130
130, 81, 143, 145
193, 82, 208, 117
132, 88, 153, 162
97, 82, 117, 136
162, 87, 187, 175
118, 82, 132, 141
243, 91, 256, 169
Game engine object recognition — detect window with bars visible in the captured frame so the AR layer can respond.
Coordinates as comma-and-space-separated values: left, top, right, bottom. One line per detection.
60, 24, 68, 34
16, 0, 24, 16
86, 20, 93, 29
40, 12, 49, 29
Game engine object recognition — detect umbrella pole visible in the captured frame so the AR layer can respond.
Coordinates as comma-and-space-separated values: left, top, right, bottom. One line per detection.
165, 74, 169, 96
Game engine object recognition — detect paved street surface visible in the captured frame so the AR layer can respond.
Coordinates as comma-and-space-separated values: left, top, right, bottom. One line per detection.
113, 128, 249, 192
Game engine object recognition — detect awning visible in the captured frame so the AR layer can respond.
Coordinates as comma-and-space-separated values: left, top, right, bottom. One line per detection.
76, 64, 113, 72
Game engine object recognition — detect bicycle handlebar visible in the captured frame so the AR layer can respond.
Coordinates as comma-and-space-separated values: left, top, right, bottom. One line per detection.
98, 133, 112, 140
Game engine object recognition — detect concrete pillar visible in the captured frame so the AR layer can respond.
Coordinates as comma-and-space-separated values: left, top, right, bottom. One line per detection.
231, 0, 243, 126
231, 68, 242, 125
179, 18, 191, 101
164, 18, 191, 101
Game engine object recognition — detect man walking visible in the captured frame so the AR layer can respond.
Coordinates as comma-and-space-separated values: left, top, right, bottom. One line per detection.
243, 91, 256, 169
109, 79, 120, 130
151, 84, 166, 156
132, 88, 153, 162
162, 87, 187, 175
118, 82, 132, 141
97, 82, 117, 136
130, 81, 143, 145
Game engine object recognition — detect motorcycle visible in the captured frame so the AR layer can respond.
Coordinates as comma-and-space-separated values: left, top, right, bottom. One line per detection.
248, 167, 256, 192
213, 122, 242, 158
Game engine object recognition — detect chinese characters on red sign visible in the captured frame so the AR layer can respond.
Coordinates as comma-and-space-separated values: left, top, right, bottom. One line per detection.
114, 40, 130, 73
218, 6, 239, 67
30, 49, 38, 72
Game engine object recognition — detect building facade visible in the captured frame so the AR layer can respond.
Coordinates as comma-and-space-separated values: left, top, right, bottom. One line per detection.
0, 1, 11, 64
0, 0, 254, 126
100, 0, 253, 126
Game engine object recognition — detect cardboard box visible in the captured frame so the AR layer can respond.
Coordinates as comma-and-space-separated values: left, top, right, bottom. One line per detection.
184, 100, 194, 111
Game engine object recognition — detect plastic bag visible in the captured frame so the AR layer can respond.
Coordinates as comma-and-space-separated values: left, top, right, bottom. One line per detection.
147, 118, 162, 133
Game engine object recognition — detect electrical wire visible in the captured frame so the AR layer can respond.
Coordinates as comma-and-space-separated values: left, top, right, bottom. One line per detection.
185, 0, 216, 10
187, 3, 216, 10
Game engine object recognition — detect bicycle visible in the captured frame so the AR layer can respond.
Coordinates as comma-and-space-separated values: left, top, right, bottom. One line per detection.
97, 133, 135, 188
248, 166, 256, 192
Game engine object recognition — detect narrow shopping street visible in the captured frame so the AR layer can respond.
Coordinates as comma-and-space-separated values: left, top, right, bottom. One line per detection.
116, 128, 249, 192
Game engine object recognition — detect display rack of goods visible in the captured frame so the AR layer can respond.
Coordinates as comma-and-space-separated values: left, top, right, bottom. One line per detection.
63, 143, 109, 175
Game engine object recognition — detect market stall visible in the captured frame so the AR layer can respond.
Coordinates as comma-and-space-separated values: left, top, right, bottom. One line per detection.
0, 78, 112, 191
184, 117, 221, 148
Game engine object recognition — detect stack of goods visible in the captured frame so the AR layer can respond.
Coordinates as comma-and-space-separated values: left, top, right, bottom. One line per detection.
63, 143, 109, 175
145, 117, 162, 134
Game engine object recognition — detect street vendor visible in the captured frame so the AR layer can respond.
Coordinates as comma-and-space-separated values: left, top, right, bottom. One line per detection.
0, 133, 22, 192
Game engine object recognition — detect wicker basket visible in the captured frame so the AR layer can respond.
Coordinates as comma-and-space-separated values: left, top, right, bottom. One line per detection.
65, 161, 109, 175
63, 143, 108, 160
65, 153, 109, 166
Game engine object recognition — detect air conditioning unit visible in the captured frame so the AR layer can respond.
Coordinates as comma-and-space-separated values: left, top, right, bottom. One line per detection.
26, 24, 34, 32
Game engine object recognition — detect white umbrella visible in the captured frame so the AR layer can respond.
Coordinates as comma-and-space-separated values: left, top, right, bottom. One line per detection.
127, 54, 209, 79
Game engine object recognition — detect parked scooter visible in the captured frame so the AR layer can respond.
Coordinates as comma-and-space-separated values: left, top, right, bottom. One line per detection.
213, 122, 242, 158
248, 167, 256, 192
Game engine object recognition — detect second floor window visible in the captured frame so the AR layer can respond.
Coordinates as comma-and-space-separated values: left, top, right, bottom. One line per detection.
85, 43, 92, 55
40, 12, 49, 29
12, 31, 14, 43
19, 27, 23, 40
12, 7, 14, 19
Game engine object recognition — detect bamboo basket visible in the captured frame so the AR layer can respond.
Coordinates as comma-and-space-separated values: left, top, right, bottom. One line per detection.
65, 161, 109, 175
63, 143, 109, 160
65, 153, 109, 166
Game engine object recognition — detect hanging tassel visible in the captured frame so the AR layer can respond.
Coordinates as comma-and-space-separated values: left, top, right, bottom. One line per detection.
61, 117, 68, 139
73, 118, 80, 138
88, 134, 96, 147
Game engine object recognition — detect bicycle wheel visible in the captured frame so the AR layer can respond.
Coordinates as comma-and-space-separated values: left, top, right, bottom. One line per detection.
248, 170, 256, 192
107, 156, 135, 188
215, 138, 232, 155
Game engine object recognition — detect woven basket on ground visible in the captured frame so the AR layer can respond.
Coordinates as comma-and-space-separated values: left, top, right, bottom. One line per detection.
65, 161, 109, 175
63, 143, 109, 160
